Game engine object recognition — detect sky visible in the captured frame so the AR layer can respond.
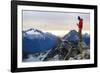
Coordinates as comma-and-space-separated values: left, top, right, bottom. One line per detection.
22, 10, 90, 32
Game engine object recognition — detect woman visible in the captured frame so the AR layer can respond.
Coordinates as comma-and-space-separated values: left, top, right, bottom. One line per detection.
77, 16, 83, 41
77, 16, 84, 59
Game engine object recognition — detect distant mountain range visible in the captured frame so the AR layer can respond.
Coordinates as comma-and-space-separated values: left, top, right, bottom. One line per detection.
83, 33, 90, 45
63, 30, 90, 45
22, 29, 90, 55
63, 30, 79, 43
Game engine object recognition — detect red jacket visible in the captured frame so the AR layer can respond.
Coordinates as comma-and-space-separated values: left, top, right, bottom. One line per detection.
77, 18, 83, 29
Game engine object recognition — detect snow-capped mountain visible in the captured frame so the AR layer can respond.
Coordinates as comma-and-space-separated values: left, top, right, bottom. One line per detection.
22, 28, 58, 54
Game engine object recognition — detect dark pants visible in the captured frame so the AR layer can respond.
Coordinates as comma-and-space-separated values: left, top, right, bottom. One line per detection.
78, 28, 82, 41
78, 28, 83, 58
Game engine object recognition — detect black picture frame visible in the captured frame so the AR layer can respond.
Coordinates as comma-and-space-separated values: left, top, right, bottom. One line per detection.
11, 0, 97, 72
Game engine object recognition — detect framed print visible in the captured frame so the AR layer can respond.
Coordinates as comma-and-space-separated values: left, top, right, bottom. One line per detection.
11, 1, 97, 72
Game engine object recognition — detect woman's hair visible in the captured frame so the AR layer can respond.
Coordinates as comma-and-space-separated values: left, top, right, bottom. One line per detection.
78, 16, 80, 20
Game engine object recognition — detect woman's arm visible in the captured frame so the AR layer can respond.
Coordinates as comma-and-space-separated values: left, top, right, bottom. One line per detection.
77, 23, 79, 27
